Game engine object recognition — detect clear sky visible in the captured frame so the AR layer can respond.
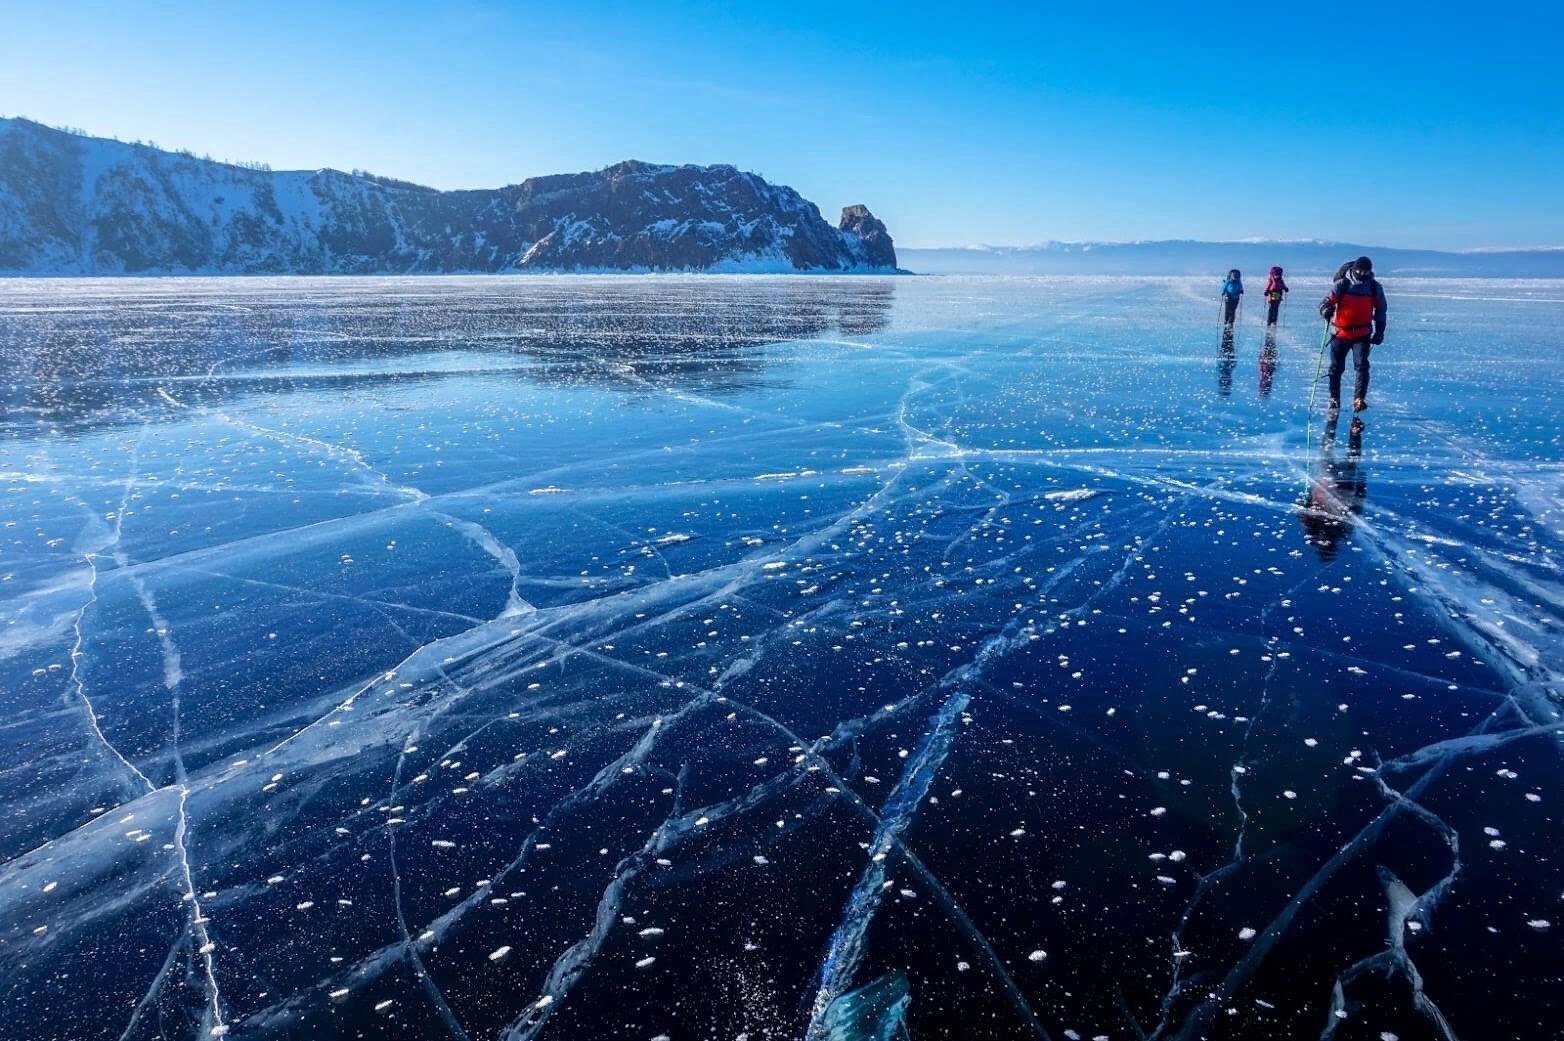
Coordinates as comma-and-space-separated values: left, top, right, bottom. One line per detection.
4, 1, 1560, 249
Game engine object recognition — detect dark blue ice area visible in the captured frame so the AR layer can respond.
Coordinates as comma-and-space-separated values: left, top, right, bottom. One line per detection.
1, 275, 1560, 1041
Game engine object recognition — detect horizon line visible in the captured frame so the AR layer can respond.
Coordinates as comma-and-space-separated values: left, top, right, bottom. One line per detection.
897, 240, 1564, 255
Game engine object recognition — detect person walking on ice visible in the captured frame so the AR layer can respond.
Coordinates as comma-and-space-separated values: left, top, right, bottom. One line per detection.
1263, 265, 1289, 325
1220, 268, 1244, 327
1319, 256, 1387, 412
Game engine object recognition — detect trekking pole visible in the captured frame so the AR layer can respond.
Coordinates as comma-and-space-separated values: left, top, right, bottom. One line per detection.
1304, 319, 1331, 457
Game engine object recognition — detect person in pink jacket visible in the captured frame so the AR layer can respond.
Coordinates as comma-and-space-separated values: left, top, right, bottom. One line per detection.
1263, 266, 1289, 326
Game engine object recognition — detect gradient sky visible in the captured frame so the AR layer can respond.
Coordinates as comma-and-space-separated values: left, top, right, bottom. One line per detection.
4, 1, 1560, 249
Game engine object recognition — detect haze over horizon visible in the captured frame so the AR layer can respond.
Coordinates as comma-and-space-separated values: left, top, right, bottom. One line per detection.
4, 1, 1560, 251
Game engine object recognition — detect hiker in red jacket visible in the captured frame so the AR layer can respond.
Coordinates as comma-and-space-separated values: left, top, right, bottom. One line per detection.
1263, 266, 1288, 326
1319, 256, 1387, 412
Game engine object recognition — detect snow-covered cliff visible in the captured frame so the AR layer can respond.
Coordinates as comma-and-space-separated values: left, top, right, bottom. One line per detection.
0, 119, 897, 274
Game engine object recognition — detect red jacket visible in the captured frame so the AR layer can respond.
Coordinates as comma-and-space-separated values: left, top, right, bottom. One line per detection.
1320, 278, 1387, 340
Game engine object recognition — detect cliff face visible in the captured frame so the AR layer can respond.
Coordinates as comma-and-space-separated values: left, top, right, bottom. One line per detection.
837, 204, 897, 271
0, 119, 897, 274
504, 161, 894, 272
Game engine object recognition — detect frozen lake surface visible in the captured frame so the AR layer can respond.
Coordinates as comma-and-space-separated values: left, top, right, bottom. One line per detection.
1, 275, 1560, 1041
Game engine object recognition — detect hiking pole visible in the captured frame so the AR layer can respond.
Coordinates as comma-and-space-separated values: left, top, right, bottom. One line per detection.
1304, 319, 1331, 457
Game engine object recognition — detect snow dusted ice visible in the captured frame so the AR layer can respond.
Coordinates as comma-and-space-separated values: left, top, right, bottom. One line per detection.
0, 275, 1561, 1041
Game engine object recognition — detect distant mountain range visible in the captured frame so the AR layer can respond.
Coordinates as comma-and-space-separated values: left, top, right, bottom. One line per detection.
0, 118, 897, 275
900, 241, 1564, 277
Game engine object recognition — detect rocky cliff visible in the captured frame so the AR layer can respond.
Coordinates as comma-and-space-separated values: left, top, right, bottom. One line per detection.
0, 118, 897, 274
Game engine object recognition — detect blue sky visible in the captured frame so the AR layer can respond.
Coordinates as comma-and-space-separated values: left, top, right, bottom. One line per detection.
4, 1, 1560, 249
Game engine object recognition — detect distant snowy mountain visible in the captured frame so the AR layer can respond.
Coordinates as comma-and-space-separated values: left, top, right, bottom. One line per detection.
0, 118, 898, 274
901, 240, 1564, 277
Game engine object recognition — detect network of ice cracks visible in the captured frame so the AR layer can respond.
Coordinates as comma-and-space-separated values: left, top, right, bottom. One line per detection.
0, 275, 1560, 1041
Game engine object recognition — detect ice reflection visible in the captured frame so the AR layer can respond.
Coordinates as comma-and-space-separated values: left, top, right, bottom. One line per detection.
0, 277, 894, 434
1259, 328, 1278, 398
1297, 413, 1368, 561
1217, 326, 1237, 397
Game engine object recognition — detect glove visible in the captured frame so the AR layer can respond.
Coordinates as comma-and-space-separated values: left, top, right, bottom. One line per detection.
1370, 329, 1384, 346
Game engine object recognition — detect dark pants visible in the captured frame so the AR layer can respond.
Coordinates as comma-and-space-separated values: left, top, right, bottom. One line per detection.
1328, 336, 1371, 403
1266, 297, 1282, 324
1223, 297, 1239, 324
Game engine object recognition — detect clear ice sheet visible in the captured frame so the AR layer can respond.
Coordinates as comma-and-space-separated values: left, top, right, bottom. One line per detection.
1, 275, 1561, 1041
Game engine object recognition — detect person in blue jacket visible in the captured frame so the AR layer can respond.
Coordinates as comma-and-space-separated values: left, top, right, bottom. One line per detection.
1220, 269, 1243, 326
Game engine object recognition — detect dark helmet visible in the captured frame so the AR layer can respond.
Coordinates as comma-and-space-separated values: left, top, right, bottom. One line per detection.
1269, 265, 1283, 276
1352, 256, 1373, 273
1228, 268, 1241, 279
